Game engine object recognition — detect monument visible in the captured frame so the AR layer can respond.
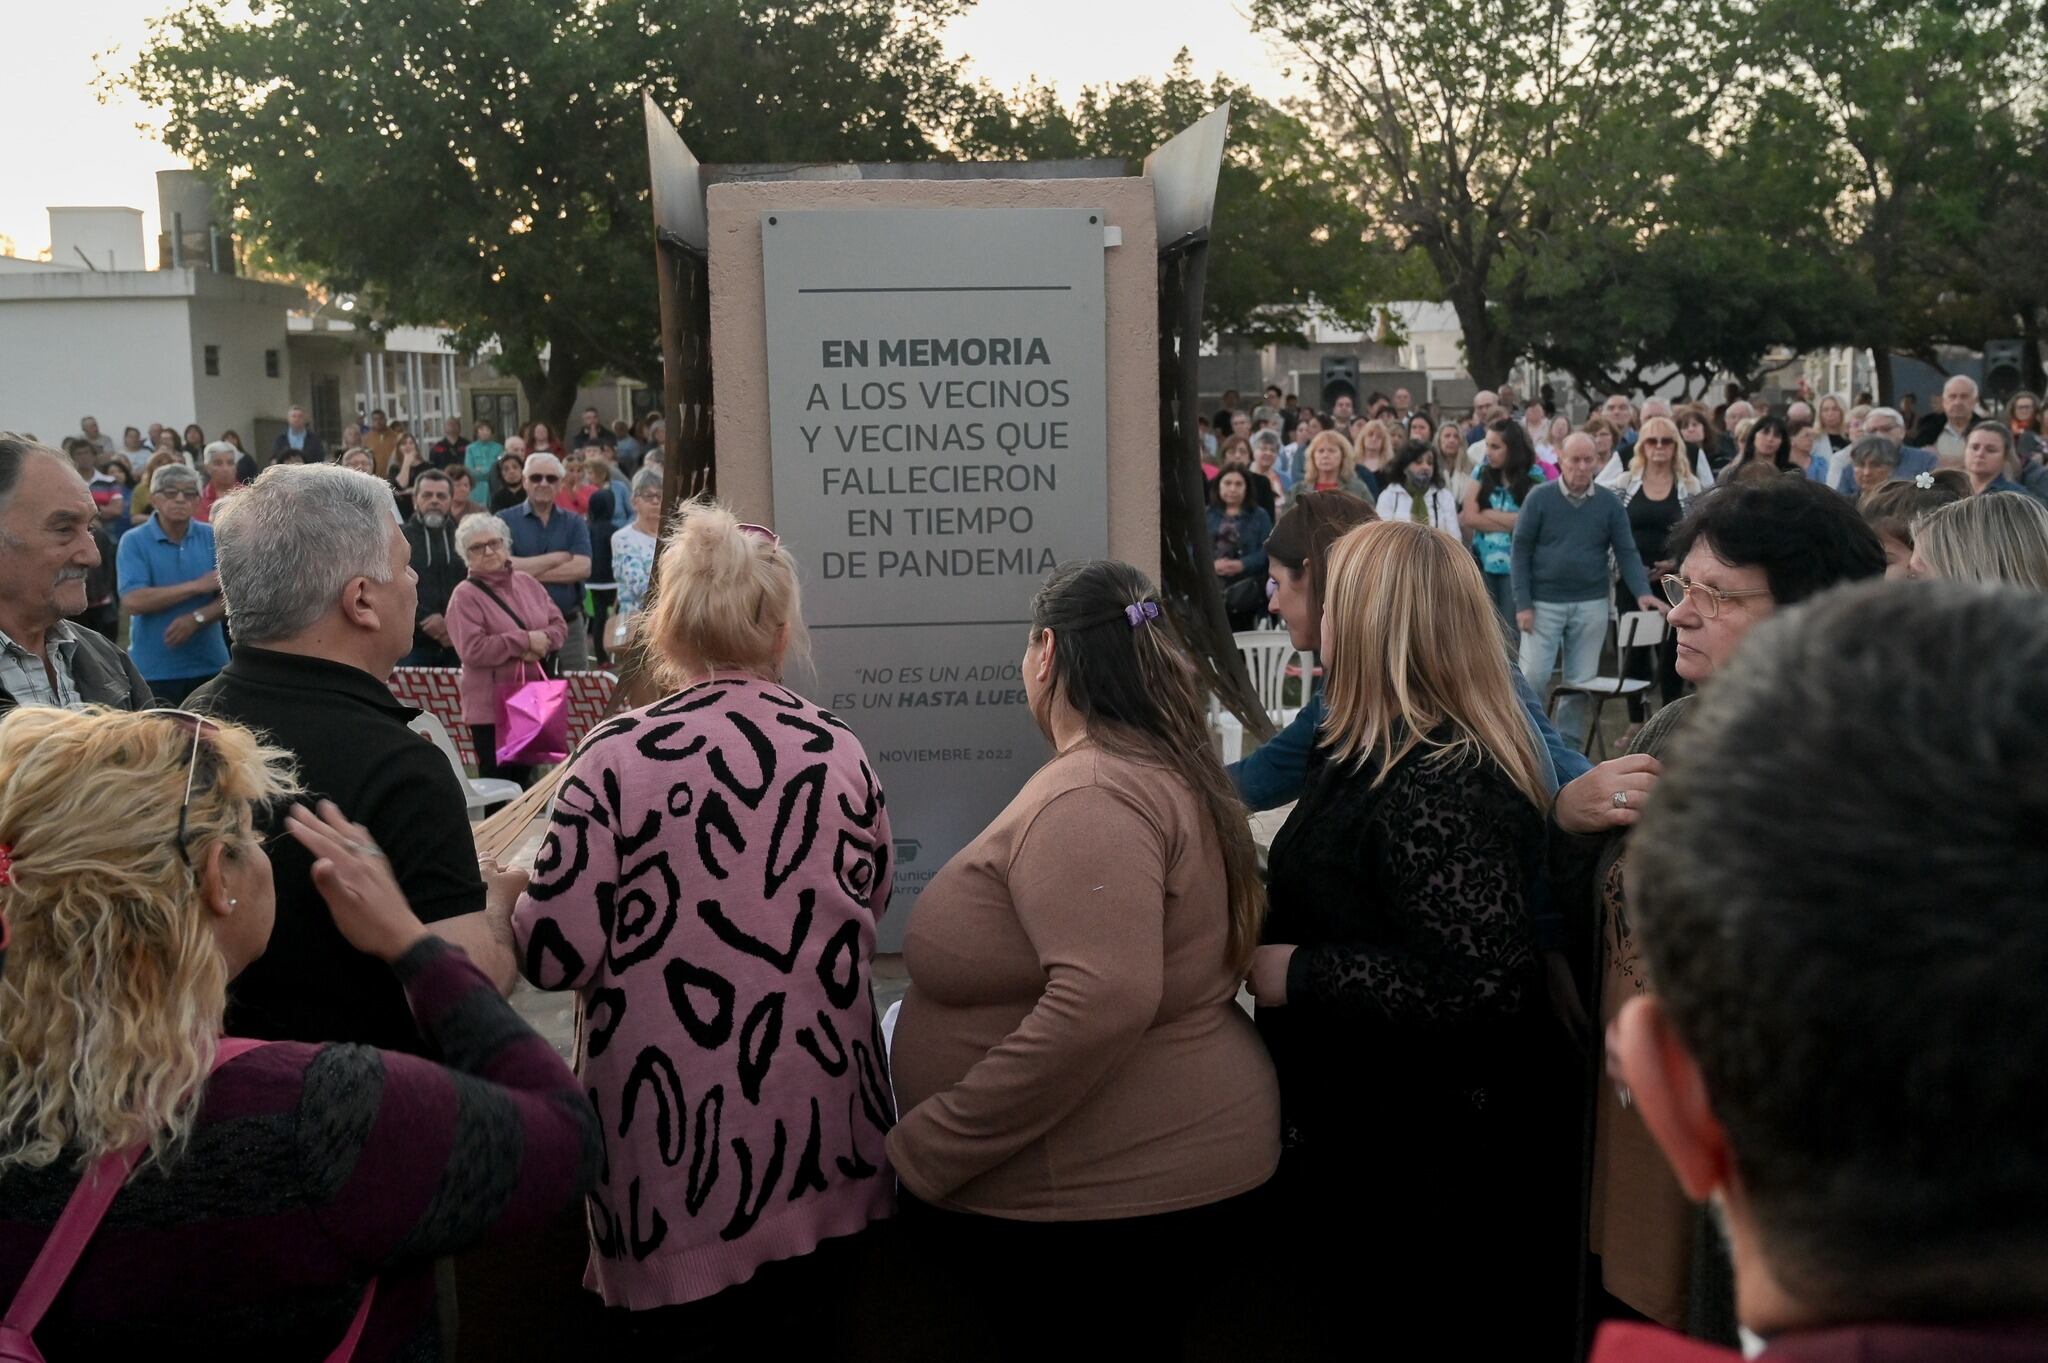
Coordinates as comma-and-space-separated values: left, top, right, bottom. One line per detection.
643, 101, 1255, 946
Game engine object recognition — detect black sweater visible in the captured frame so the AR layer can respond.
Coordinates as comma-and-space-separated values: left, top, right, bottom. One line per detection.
1259, 736, 1547, 1143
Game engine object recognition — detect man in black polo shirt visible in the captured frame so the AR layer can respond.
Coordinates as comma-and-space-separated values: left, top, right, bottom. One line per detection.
193, 463, 515, 1051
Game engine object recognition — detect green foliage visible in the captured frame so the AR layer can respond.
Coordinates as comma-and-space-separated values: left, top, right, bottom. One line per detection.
1728, 0, 2048, 390
956, 51, 1400, 344
124, 0, 974, 427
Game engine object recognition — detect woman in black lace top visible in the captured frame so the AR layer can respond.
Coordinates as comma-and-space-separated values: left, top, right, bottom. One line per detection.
1250, 519, 1579, 1358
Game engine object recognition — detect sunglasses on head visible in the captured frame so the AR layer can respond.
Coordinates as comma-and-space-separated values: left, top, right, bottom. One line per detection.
151, 709, 223, 870
737, 523, 779, 546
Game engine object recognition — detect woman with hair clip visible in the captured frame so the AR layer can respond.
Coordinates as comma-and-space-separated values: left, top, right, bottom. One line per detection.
889, 560, 1281, 1362
1249, 520, 1576, 1358
1908, 491, 2048, 590
0, 707, 597, 1356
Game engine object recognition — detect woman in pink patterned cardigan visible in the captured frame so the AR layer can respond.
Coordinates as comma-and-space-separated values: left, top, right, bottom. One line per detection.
513, 501, 894, 1358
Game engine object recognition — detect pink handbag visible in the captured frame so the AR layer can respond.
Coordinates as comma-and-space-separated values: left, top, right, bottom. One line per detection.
0, 1038, 376, 1362
493, 659, 570, 768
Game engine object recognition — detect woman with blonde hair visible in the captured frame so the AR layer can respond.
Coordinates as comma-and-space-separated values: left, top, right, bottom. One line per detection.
1351, 417, 1394, 492
1300, 430, 1372, 501
1909, 492, 2048, 591
1249, 518, 1571, 1357
513, 500, 897, 1358
0, 707, 596, 1354
1615, 416, 1694, 720
890, 559, 1279, 1360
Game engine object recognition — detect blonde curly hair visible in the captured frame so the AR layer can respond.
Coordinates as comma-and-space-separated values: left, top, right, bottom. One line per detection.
0, 707, 297, 1173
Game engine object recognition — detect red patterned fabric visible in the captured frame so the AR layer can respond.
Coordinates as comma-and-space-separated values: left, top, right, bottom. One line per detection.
389, 668, 616, 769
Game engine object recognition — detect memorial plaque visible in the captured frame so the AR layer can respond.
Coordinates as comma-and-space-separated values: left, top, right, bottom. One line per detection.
761, 208, 1111, 944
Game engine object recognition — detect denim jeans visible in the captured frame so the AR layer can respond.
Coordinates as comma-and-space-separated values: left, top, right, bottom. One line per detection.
1518, 596, 1608, 745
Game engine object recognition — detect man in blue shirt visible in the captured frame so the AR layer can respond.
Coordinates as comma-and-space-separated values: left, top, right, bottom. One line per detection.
498, 450, 592, 669
116, 463, 228, 704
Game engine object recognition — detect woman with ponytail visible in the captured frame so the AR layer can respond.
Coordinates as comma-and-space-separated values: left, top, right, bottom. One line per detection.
888, 560, 1280, 1361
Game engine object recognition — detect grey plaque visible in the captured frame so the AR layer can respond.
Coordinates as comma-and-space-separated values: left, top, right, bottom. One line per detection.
761, 208, 1111, 945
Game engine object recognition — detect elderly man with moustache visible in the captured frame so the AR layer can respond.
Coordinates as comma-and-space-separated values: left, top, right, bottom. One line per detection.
0, 433, 151, 713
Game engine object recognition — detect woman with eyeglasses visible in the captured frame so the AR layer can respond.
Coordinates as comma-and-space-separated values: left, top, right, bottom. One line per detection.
1550, 478, 1885, 1341
445, 514, 568, 786
1614, 417, 1696, 725
513, 501, 898, 1360
0, 706, 597, 1357
611, 469, 664, 618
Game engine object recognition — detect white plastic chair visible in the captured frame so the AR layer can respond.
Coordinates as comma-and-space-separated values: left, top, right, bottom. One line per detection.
409, 712, 523, 819
1235, 630, 1299, 722
1550, 610, 1667, 757
1210, 631, 1312, 762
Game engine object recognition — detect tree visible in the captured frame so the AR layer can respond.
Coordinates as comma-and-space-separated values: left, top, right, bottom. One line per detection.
955, 52, 1400, 345
1729, 0, 2048, 401
1497, 93, 1874, 399
1247, 0, 1734, 390
124, 0, 975, 430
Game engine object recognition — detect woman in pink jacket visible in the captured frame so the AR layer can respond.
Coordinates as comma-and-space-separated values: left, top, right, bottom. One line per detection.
513, 501, 895, 1360
446, 513, 568, 784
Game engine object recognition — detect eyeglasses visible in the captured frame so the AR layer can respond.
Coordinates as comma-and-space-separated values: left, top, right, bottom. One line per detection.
737, 523, 780, 546
1640, 437, 1676, 448
153, 708, 221, 869
154, 488, 198, 501
1661, 574, 1771, 619
526, 474, 560, 484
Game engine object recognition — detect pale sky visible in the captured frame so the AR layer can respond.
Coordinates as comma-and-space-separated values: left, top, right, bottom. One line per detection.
0, 0, 1303, 258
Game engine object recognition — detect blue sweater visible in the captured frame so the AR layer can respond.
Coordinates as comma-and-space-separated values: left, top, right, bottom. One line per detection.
1510, 481, 1652, 611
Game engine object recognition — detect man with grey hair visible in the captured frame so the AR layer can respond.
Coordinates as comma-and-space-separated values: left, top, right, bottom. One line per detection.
0, 433, 150, 713
114, 462, 227, 705
499, 449, 592, 669
189, 463, 514, 1051
1922, 374, 1980, 466
1833, 407, 1938, 494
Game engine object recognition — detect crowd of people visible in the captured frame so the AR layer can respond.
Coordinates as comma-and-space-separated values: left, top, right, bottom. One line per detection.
0, 362, 2043, 1363
20, 407, 674, 769
1204, 374, 2048, 743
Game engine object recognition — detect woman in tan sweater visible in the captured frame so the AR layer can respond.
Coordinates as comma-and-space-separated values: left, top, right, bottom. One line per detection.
887, 559, 1280, 1361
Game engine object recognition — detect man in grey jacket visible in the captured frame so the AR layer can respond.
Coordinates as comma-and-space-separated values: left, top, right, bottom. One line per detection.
0, 433, 151, 714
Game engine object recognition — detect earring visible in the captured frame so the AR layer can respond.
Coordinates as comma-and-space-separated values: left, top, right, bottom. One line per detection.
228, 899, 238, 908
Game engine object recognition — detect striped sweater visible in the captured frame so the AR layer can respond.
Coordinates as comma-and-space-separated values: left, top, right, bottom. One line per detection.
0, 938, 600, 1360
